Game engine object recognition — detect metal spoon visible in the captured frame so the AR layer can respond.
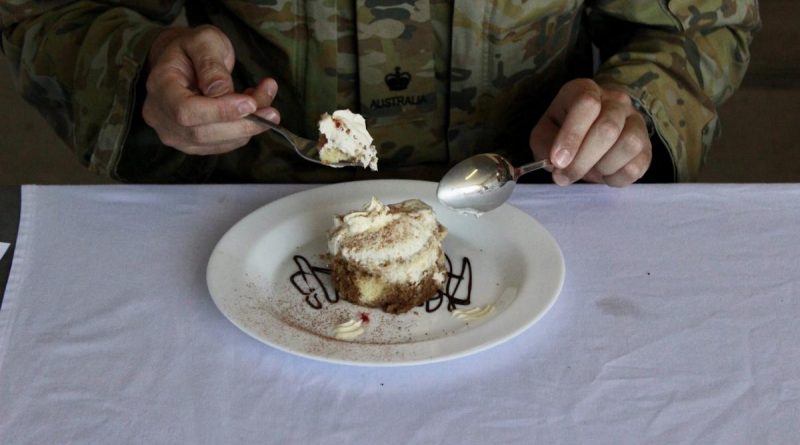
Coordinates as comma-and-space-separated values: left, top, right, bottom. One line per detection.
245, 114, 361, 168
437, 153, 552, 215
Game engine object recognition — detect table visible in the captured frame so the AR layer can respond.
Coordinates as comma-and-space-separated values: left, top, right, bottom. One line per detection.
1, 183, 798, 444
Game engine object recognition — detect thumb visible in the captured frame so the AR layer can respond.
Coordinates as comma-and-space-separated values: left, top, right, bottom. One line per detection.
182, 26, 236, 98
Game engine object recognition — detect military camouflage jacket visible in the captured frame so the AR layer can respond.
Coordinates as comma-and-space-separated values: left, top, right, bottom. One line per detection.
1, 1, 759, 182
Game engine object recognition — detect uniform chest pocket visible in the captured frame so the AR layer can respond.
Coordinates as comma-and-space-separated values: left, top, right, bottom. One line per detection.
483, 0, 581, 88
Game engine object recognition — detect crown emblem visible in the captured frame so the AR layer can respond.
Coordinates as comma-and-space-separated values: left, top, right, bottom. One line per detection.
384, 66, 411, 91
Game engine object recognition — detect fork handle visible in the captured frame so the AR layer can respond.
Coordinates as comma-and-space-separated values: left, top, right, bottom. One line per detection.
246, 114, 312, 148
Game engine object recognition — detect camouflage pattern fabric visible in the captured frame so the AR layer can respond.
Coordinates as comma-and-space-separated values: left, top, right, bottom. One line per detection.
1, 1, 760, 183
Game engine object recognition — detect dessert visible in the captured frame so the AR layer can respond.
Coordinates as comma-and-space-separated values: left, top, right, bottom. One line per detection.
452, 304, 495, 321
334, 319, 366, 340
328, 198, 447, 314
318, 109, 378, 170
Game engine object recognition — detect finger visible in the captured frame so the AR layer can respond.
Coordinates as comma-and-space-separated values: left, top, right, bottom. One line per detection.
603, 150, 653, 187
252, 106, 281, 125
595, 114, 650, 176
180, 137, 252, 156
549, 80, 603, 169
247, 78, 278, 109
583, 168, 604, 184
164, 133, 253, 156
159, 78, 257, 126
182, 26, 236, 97
148, 93, 258, 144
144, 94, 256, 155
147, 45, 197, 91
181, 117, 269, 147
143, 97, 192, 149
601, 87, 633, 107
559, 100, 629, 184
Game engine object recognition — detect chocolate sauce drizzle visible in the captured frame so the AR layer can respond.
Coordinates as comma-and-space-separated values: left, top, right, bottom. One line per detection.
288, 254, 472, 313
289, 255, 339, 309
424, 255, 472, 312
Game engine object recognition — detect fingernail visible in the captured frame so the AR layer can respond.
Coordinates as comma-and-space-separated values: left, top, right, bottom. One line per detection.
553, 172, 570, 186
554, 149, 570, 168
237, 101, 256, 116
263, 109, 278, 122
206, 80, 226, 97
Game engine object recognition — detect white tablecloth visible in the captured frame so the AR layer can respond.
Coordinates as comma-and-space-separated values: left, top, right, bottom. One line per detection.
1, 184, 799, 444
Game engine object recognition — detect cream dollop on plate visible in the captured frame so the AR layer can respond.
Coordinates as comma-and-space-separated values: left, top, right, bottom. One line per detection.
452, 304, 496, 321
334, 319, 366, 341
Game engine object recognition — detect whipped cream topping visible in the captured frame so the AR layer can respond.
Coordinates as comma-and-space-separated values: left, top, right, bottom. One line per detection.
328, 198, 447, 285
452, 304, 495, 321
334, 319, 365, 340
318, 109, 378, 171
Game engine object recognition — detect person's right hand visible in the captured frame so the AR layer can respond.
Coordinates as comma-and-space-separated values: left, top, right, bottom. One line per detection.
143, 26, 280, 155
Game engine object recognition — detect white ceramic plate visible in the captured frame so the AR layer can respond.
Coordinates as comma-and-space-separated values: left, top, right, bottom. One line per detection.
206, 180, 564, 366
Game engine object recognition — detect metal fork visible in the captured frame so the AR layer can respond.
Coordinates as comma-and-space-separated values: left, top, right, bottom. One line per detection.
245, 114, 361, 168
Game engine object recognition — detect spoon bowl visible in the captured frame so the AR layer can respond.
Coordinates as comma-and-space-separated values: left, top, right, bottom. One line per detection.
437, 153, 551, 214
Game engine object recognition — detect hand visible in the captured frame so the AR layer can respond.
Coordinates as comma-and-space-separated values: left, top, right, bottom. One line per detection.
530, 78, 652, 187
142, 26, 280, 155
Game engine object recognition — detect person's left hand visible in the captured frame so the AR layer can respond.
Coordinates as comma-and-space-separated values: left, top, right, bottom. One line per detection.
529, 78, 652, 187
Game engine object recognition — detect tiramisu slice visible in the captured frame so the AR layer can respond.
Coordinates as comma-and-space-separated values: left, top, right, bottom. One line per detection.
328, 198, 447, 314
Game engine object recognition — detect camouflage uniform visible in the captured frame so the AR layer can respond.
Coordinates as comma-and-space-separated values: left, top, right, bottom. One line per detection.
1, 1, 759, 183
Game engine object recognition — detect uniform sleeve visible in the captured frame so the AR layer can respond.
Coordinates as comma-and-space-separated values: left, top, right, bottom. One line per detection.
588, 0, 760, 181
0, 1, 203, 182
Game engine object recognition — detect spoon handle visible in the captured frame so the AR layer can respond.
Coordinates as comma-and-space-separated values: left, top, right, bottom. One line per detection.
515, 159, 552, 178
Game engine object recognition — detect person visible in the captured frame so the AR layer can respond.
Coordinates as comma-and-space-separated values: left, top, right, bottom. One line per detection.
1, 1, 759, 185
